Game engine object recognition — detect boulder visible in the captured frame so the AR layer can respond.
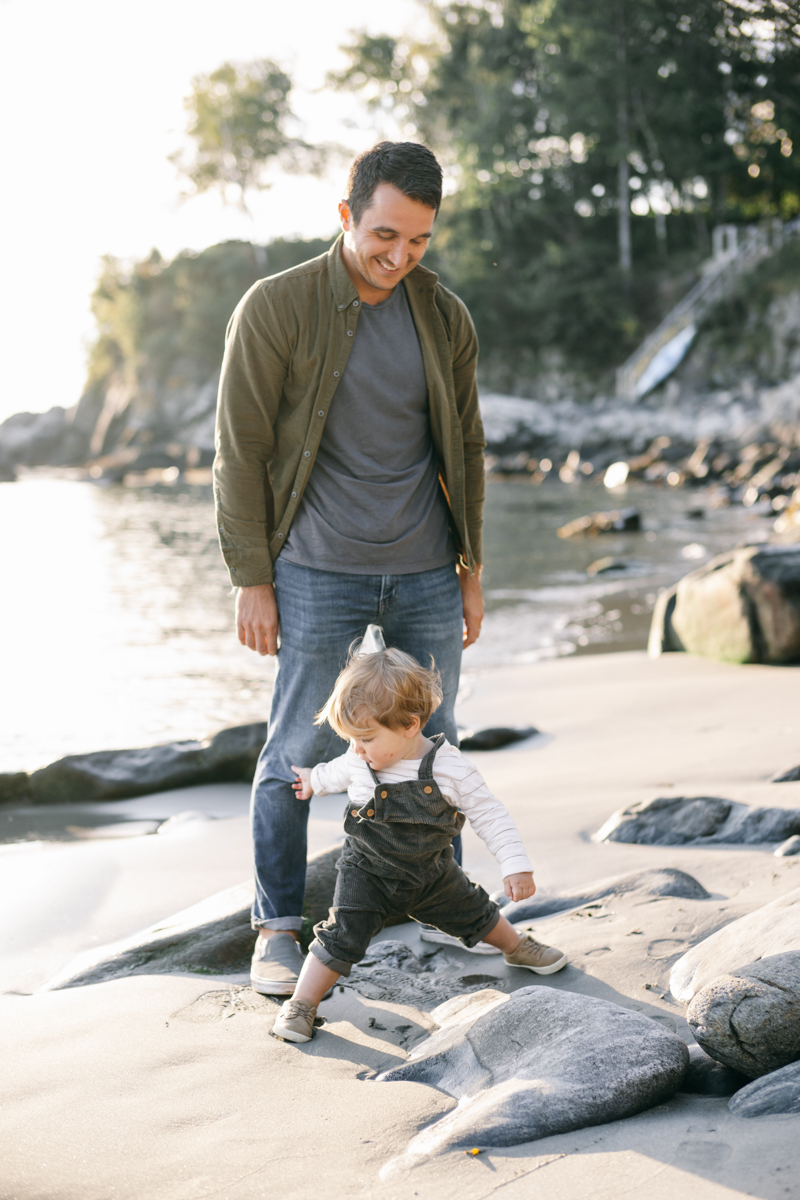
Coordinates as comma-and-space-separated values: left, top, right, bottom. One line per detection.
345, 942, 510, 1010
42, 844, 340, 989
679, 1044, 748, 1098
649, 543, 800, 664
0, 406, 70, 467
587, 556, 628, 576
775, 834, 800, 857
0, 772, 31, 804
501, 866, 709, 925
647, 585, 683, 656
25, 722, 268, 804
773, 763, 800, 782
670, 886, 800, 1003
595, 794, 800, 847
728, 1061, 800, 1116
458, 726, 538, 752
687, 952, 800, 1078
557, 507, 641, 539
378, 987, 688, 1154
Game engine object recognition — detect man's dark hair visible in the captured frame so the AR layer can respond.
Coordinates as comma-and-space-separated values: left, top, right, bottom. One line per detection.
345, 141, 443, 224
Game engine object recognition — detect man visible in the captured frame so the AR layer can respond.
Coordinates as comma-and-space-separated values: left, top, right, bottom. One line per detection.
214, 141, 485, 996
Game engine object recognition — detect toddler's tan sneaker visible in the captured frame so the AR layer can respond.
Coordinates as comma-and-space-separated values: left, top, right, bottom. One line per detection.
272, 999, 317, 1043
504, 933, 567, 975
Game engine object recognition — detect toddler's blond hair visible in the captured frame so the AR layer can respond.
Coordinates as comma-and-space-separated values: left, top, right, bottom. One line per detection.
316, 646, 443, 738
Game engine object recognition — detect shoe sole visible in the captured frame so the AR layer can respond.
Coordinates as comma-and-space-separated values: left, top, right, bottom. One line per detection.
505, 954, 568, 975
250, 974, 297, 996
418, 931, 501, 955
272, 1024, 312, 1043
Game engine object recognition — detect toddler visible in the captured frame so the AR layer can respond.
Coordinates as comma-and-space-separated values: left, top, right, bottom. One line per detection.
272, 647, 566, 1043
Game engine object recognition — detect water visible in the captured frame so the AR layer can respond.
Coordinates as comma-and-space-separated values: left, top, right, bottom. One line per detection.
0, 474, 773, 772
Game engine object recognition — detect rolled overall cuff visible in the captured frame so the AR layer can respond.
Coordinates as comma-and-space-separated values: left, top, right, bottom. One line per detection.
462, 906, 501, 948
308, 938, 355, 977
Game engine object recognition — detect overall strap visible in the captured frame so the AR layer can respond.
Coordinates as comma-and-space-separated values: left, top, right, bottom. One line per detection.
418, 733, 446, 780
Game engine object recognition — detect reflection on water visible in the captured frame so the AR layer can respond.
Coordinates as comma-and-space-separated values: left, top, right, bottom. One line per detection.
0, 475, 772, 770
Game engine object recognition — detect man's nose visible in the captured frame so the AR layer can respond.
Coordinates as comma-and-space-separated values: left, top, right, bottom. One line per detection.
387, 241, 408, 266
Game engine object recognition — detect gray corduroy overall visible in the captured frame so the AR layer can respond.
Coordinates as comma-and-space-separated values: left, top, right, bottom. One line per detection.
309, 735, 500, 975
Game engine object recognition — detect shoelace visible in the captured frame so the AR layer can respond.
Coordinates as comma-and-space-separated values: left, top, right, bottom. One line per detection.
282, 1001, 315, 1020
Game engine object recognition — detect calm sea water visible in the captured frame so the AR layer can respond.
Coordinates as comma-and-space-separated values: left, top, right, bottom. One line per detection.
0, 474, 772, 772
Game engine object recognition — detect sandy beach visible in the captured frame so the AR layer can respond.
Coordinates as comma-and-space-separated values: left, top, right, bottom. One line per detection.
2, 649, 799, 1200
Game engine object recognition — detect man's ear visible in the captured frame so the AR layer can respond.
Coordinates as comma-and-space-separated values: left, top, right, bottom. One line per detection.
338, 199, 353, 231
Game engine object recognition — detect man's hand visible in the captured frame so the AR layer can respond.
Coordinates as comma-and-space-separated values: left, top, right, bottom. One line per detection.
503, 872, 536, 903
291, 766, 313, 800
236, 584, 279, 656
457, 563, 484, 649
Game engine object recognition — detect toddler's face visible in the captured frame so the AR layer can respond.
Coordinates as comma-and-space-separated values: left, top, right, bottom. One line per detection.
349, 719, 420, 771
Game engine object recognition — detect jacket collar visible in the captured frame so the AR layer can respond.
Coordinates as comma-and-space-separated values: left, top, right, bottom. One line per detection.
326, 233, 440, 308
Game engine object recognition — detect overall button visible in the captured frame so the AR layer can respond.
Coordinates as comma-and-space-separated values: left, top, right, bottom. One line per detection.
424, 786, 433, 794
381, 790, 388, 799
366, 809, 374, 817
350, 809, 359, 817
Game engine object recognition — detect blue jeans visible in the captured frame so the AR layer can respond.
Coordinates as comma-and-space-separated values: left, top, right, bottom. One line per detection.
251, 558, 463, 931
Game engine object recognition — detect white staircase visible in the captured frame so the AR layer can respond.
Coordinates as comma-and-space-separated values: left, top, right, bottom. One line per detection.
616, 218, 799, 402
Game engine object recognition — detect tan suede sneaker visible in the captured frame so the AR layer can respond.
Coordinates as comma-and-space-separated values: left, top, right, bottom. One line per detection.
272, 999, 317, 1043
504, 933, 567, 975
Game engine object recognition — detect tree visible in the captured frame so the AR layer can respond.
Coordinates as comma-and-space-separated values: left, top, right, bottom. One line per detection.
171, 59, 323, 214
330, 1, 800, 386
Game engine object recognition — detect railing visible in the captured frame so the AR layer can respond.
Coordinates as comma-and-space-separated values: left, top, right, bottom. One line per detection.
616, 218, 800, 402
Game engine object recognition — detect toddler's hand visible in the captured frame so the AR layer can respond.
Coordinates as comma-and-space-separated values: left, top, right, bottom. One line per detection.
503, 872, 535, 903
291, 766, 313, 801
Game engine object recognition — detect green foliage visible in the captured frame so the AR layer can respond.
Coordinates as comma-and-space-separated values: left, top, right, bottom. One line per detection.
331, 0, 800, 387
171, 59, 322, 212
87, 237, 335, 395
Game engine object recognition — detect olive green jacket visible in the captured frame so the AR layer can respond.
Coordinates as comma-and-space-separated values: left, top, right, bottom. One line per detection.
213, 236, 485, 587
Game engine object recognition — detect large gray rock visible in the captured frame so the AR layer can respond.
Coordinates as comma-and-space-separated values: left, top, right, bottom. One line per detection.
687, 952, 800, 1078
42, 844, 341, 989
378, 987, 688, 1154
595, 794, 800, 847
670, 886, 800, 1002
23, 722, 268, 804
650, 543, 800, 664
345, 942, 510, 1010
729, 1061, 800, 1116
679, 1044, 748, 1098
501, 866, 709, 924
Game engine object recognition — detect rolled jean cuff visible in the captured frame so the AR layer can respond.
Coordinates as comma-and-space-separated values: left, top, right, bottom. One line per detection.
251, 915, 304, 933
308, 938, 355, 977
462, 907, 501, 948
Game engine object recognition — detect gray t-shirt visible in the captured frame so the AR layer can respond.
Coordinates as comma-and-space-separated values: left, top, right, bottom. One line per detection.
281, 282, 455, 575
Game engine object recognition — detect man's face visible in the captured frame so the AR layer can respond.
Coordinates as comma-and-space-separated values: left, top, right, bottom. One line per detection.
339, 182, 436, 300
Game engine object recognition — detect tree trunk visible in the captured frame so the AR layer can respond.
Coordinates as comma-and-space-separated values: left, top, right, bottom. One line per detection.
616, 5, 631, 282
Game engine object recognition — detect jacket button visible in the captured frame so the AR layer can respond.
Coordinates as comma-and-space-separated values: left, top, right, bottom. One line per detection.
333, 370, 340, 378
304, 450, 311, 457
277, 532, 284, 538
353, 300, 359, 307
347, 330, 354, 336
318, 410, 324, 417
351, 808, 359, 817
381, 790, 388, 799
338, 304, 345, 310
366, 809, 374, 817
291, 491, 297, 498
424, 786, 432, 794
